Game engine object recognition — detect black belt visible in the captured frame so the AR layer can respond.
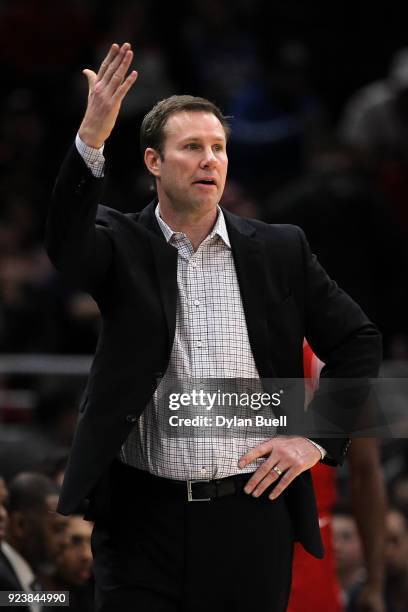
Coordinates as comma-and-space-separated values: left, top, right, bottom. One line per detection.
114, 461, 252, 502
185, 475, 250, 501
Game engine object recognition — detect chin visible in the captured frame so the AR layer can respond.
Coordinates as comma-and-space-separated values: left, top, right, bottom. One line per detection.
193, 196, 218, 209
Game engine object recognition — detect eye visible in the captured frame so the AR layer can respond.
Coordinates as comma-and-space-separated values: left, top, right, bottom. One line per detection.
185, 143, 200, 150
213, 144, 224, 152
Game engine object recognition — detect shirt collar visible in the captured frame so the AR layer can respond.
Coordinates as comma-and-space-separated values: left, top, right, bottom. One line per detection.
155, 203, 231, 248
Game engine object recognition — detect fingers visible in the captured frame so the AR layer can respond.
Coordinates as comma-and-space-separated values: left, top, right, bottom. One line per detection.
239, 436, 321, 500
82, 69, 97, 95
106, 49, 134, 95
100, 42, 131, 85
268, 467, 298, 500
243, 455, 277, 494
113, 70, 138, 103
244, 462, 298, 500
97, 43, 120, 81
238, 439, 274, 469
246, 461, 288, 498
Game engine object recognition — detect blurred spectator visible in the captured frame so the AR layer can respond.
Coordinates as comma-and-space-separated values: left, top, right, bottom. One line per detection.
391, 475, 408, 517
339, 48, 408, 240
384, 508, 408, 611
265, 140, 408, 357
333, 506, 366, 608
1, 473, 67, 595
42, 515, 93, 612
347, 439, 386, 612
226, 40, 327, 197
0, 477, 7, 544
0, 477, 27, 609
339, 48, 408, 164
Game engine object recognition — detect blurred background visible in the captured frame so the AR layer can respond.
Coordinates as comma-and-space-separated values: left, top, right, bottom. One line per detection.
1, 1, 408, 610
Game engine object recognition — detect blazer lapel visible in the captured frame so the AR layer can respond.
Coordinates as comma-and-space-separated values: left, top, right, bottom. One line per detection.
224, 210, 277, 380
138, 201, 178, 351
137, 203, 277, 380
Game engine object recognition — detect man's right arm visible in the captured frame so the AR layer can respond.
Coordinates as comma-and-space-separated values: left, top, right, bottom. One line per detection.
44, 43, 138, 291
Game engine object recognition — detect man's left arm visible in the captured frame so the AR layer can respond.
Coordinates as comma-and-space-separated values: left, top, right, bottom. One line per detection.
239, 226, 382, 499
298, 225, 382, 464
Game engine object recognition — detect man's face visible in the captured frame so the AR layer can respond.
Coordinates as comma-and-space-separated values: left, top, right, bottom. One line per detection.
385, 510, 408, 575
9, 494, 68, 570
0, 478, 9, 543
24, 494, 68, 568
43, 494, 69, 561
333, 515, 363, 574
150, 111, 228, 214
55, 516, 93, 586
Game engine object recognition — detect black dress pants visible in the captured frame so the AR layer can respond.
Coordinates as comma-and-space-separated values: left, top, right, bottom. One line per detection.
91, 461, 294, 612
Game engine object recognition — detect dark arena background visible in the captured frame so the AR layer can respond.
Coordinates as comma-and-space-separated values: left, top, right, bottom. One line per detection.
0, 1, 408, 611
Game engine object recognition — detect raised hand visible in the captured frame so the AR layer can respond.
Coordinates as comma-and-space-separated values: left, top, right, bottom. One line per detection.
78, 42, 138, 148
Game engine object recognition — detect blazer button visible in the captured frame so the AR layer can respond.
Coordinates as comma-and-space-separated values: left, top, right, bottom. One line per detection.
126, 414, 137, 423
75, 178, 86, 189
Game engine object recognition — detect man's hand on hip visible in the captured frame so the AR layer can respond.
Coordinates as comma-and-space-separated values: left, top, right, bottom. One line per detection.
238, 436, 321, 500
79, 42, 138, 149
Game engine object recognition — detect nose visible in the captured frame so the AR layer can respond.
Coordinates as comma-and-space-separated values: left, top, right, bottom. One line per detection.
80, 541, 93, 564
200, 147, 217, 168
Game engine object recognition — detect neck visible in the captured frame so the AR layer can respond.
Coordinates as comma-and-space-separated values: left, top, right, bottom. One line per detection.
158, 203, 219, 251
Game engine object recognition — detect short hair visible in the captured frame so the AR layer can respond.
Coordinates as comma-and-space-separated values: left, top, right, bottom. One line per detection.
7, 472, 59, 514
140, 94, 231, 157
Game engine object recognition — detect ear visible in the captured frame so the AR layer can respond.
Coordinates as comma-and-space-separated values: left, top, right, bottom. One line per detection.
144, 148, 162, 178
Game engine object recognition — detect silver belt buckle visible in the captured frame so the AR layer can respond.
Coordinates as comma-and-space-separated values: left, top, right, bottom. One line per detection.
187, 479, 211, 502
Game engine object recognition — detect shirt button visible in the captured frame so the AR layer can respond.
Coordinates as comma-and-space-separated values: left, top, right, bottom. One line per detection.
201, 467, 207, 475
196, 341, 202, 348
191, 261, 197, 267
194, 300, 200, 306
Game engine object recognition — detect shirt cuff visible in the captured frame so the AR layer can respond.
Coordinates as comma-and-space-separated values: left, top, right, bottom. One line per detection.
305, 438, 327, 460
75, 133, 105, 178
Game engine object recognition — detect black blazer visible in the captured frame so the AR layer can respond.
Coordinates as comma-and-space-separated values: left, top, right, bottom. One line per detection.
45, 146, 382, 558
0, 549, 30, 612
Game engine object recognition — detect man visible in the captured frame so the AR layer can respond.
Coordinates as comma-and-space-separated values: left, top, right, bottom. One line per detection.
0, 477, 30, 612
0, 473, 68, 612
384, 508, 408, 611
333, 505, 366, 607
45, 42, 382, 611
42, 515, 93, 612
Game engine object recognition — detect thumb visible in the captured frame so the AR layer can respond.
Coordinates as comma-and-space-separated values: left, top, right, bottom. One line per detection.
82, 69, 97, 94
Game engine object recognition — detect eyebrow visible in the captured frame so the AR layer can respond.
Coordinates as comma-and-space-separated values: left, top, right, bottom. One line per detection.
180, 136, 226, 143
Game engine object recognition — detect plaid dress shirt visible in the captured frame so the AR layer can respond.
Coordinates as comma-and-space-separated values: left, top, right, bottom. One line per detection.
76, 135, 276, 480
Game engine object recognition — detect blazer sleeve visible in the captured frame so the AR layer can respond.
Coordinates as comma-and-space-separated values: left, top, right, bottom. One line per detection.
44, 144, 113, 293
296, 226, 383, 464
